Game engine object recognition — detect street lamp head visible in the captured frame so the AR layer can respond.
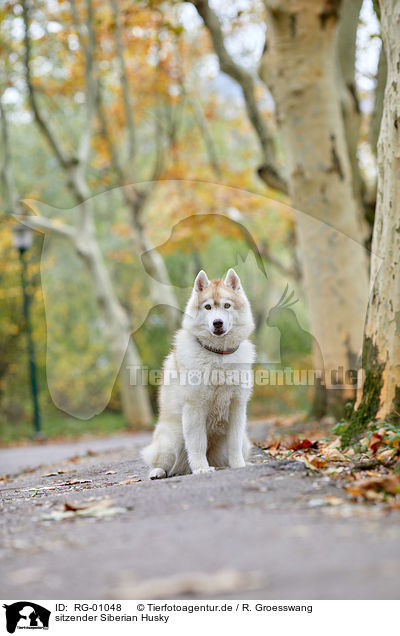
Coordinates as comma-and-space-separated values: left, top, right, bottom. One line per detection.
12, 222, 33, 253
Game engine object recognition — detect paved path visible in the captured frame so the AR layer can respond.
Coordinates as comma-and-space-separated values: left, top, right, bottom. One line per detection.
1, 428, 400, 600
0, 433, 149, 475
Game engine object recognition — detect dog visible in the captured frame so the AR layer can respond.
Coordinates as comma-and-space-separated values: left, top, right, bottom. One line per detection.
141, 268, 255, 479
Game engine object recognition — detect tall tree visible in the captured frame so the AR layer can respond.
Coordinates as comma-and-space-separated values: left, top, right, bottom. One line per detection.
96, 0, 180, 332
190, 0, 370, 416
345, 0, 400, 439
21, 0, 152, 427
259, 0, 369, 415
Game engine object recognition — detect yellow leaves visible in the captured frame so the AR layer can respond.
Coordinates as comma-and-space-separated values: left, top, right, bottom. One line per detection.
110, 223, 131, 238
376, 448, 398, 462
107, 249, 134, 264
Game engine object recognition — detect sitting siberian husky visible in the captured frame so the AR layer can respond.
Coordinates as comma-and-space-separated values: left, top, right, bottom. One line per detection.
142, 268, 255, 479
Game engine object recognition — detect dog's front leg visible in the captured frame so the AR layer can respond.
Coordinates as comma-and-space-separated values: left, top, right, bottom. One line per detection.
182, 403, 214, 474
227, 397, 247, 468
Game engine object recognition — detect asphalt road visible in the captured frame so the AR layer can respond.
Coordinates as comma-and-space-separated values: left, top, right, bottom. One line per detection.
1, 428, 400, 600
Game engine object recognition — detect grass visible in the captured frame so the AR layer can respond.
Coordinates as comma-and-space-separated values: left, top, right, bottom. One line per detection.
0, 410, 137, 446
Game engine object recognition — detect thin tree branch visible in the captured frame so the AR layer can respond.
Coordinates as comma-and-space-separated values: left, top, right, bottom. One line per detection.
225, 208, 299, 281
187, 0, 287, 193
0, 95, 20, 215
188, 95, 221, 178
149, 110, 165, 184
68, 0, 98, 169
16, 207, 77, 240
22, 0, 70, 169
257, 239, 300, 281
110, 0, 136, 164
96, 83, 126, 182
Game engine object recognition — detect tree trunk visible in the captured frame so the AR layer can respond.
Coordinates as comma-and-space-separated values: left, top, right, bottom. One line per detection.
369, 43, 387, 155
22, 0, 152, 428
77, 217, 153, 428
260, 0, 369, 416
27, 196, 153, 429
349, 0, 400, 433
336, 0, 369, 242
126, 193, 180, 333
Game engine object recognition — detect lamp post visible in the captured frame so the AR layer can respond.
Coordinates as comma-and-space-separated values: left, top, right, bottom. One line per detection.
12, 222, 42, 439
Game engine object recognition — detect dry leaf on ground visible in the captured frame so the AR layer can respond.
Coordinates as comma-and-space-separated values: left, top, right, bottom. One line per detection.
41, 498, 126, 521
113, 569, 266, 599
346, 474, 400, 499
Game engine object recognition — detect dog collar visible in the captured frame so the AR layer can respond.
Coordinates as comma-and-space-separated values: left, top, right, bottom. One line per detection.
196, 338, 239, 355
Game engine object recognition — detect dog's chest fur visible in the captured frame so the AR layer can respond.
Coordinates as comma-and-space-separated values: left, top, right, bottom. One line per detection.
171, 329, 254, 433
204, 385, 234, 432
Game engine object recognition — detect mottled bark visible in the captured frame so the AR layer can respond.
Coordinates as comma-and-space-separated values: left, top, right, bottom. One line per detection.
336, 0, 368, 240
260, 0, 369, 415
369, 42, 388, 155
356, 0, 400, 423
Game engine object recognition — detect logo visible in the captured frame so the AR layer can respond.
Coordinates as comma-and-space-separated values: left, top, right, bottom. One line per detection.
2, 603, 50, 634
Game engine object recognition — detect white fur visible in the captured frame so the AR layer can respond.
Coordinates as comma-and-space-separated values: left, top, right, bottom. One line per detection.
141, 269, 255, 479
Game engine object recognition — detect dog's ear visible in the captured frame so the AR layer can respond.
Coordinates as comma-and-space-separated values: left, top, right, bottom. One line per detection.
194, 270, 209, 292
224, 268, 241, 290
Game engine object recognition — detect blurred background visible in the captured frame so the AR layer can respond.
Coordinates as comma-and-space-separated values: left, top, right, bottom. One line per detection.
0, 0, 382, 444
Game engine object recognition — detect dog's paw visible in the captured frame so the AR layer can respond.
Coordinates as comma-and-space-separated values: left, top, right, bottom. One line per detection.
192, 466, 215, 475
149, 467, 167, 480
229, 458, 246, 469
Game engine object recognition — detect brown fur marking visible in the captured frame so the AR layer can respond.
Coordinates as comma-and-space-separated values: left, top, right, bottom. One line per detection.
197, 279, 245, 308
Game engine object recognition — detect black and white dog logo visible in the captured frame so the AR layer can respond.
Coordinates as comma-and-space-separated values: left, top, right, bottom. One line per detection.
3, 602, 50, 633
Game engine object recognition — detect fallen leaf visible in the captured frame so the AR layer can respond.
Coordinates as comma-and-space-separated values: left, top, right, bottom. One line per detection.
289, 438, 319, 451
58, 479, 93, 486
376, 448, 396, 462
369, 433, 383, 454
346, 474, 400, 498
86, 450, 99, 457
308, 455, 327, 469
42, 498, 126, 521
324, 496, 346, 506
113, 569, 266, 599
118, 478, 141, 485
105, 470, 116, 475
21, 479, 92, 492
324, 466, 345, 475
64, 502, 93, 511
296, 457, 318, 471
323, 447, 347, 461
262, 439, 281, 451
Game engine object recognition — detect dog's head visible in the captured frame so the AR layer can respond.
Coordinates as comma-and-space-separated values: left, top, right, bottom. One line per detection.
183, 269, 255, 344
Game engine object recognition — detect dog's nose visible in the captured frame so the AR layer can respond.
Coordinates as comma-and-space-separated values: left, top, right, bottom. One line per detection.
213, 319, 223, 329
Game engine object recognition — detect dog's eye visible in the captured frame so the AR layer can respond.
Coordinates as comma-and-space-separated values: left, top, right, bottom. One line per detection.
204, 304, 212, 310
224, 303, 231, 309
